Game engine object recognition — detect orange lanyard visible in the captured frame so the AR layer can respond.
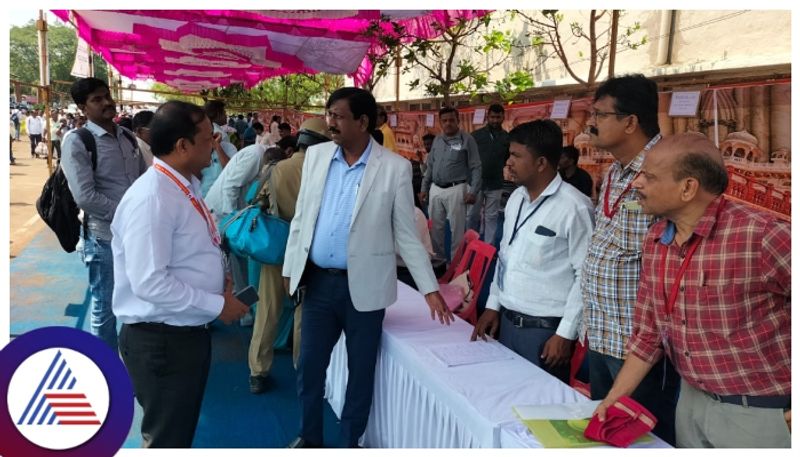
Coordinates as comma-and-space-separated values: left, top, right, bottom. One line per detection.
153, 163, 221, 247
658, 198, 725, 316
603, 171, 633, 219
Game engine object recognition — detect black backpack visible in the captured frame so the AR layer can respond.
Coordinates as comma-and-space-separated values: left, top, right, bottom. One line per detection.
36, 128, 137, 252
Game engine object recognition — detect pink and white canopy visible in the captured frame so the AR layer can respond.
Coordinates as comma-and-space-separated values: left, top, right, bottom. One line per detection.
52, 10, 489, 93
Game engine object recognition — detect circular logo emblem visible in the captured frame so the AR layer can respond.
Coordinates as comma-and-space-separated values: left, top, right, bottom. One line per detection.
0, 327, 133, 457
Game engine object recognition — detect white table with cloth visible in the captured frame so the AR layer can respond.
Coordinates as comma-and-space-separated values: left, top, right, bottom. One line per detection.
324, 282, 670, 448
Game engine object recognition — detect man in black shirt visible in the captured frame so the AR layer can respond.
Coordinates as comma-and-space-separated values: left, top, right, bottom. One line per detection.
468, 104, 510, 245
558, 145, 593, 199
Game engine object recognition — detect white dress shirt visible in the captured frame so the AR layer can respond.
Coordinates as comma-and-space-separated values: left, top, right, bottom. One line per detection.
485, 174, 594, 339
204, 143, 266, 221
26, 115, 44, 135
111, 157, 225, 326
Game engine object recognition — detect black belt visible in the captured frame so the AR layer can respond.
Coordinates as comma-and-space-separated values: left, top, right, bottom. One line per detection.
702, 390, 790, 409
128, 322, 209, 333
308, 262, 347, 276
434, 180, 466, 189
503, 308, 561, 330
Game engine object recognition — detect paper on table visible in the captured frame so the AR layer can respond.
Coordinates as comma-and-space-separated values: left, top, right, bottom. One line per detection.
513, 401, 600, 420
428, 341, 514, 367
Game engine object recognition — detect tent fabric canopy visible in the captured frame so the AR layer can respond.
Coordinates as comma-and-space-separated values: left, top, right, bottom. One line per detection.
52, 10, 489, 93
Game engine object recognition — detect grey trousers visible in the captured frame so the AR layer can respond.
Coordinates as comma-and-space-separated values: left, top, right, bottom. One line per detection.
467, 189, 503, 245
676, 380, 791, 448
429, 182, 467, 261
498, 310, 570, 383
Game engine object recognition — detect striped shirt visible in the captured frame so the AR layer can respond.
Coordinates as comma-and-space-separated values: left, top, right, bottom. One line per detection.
580, 135, 660, 358
309, 143, 372, 269
627, 197, 790, 396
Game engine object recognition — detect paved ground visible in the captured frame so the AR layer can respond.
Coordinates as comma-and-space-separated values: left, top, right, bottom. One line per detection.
9, 138, 52, 258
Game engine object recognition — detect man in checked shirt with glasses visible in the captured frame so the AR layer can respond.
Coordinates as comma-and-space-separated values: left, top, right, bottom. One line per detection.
580, 74, 680, 445
594, 133, 790, 448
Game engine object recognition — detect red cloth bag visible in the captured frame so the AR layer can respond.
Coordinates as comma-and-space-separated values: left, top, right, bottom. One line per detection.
584, 396, 657, 447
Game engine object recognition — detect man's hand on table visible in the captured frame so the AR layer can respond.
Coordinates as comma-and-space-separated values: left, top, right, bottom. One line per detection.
540, 334, 573, 367
425, 291, 454, 325
470, 309, 499, 341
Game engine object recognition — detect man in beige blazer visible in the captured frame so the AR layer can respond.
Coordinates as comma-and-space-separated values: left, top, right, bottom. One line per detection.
283, 88, 452, 448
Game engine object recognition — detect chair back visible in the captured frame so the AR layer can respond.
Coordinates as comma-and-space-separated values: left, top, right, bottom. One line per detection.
454, 239, 496, 325
438, 229, 479, 283
569, 340, 591, 397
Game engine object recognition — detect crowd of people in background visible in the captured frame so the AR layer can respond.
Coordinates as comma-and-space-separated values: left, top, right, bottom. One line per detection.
31, 73, 790, 449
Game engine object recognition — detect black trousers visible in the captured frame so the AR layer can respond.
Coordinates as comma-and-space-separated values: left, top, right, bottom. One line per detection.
51, 139, 61, 159
119, 323, 211, 448
297, 266, 385, 447
29, 134, 42, 156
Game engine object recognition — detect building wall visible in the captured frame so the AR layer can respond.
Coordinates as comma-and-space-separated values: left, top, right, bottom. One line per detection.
369, 10, 791, 104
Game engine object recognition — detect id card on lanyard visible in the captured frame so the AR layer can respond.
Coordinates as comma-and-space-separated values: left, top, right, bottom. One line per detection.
603, 135, 660, 219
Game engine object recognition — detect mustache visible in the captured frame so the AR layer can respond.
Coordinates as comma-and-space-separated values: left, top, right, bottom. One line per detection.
589, 126, 599, 135
328, 128, 340, 134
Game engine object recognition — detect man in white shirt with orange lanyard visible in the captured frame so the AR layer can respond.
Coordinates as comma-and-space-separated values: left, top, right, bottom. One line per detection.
111, 101, 249, 448
471, 120, 594, 383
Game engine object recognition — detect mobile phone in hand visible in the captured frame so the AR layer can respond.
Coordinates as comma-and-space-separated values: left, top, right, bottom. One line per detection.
235, 285, 259, 307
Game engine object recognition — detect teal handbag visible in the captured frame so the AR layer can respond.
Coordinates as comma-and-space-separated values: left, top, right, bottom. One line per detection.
220, 204, 289, 265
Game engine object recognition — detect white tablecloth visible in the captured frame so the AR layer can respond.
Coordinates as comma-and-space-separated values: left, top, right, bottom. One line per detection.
324, 282, 670, 448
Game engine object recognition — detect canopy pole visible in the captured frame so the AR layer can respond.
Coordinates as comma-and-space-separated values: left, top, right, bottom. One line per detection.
37, 10, 53, 174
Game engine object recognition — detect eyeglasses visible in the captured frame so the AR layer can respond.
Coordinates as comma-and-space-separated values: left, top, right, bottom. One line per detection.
589, 110, 630, 121
325, 112, 348, 121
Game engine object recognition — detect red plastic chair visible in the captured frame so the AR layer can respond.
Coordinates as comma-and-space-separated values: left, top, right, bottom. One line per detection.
438, 229, 479, 284
569, 340, 591, 398
438, 239, 497, 325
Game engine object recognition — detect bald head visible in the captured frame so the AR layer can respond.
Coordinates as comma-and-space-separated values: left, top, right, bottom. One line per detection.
652, 133, 728, 195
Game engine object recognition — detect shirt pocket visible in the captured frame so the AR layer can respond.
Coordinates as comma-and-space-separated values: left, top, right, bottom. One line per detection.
695, 283, 750, 339
519, 230, 558, 267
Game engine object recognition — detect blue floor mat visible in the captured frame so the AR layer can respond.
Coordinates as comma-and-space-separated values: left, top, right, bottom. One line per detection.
10, 229, 343, 448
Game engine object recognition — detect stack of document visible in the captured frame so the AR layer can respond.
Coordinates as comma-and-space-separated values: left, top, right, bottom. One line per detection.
428, 341, 513, 367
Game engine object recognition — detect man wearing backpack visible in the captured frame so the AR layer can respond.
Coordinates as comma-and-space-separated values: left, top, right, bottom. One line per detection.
61, 77, 147, 351
11, 108, 21, 141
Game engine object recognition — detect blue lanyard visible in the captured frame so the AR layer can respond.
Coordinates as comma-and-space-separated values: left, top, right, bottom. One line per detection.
509, 195, 550, 246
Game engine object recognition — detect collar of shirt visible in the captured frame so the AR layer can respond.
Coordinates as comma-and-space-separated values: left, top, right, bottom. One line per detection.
616, 133, 661, 177
658, 195, 725, 246
332, 140, 372, 168
517, 173, 563, 205
85, 119, 115, 138
152, 156, 200, 192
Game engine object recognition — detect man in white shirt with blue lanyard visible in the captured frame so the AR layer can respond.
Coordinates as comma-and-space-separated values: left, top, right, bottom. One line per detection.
471, 120, 594, 383
111, 100, 249, 448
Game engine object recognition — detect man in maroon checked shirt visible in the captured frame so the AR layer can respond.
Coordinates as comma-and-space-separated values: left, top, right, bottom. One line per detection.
594, 133, 790, 448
